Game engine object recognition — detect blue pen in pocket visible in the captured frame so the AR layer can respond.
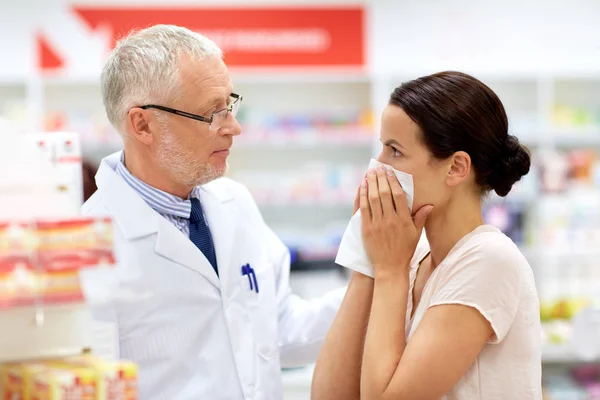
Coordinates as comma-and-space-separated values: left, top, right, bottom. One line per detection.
241, 263, 259, 293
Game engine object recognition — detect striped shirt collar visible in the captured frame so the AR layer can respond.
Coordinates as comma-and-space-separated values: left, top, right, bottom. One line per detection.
115, 157, 201, 219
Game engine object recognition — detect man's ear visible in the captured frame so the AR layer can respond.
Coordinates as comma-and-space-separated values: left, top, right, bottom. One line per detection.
446, 151, 471, 187
126, 108, 155, 145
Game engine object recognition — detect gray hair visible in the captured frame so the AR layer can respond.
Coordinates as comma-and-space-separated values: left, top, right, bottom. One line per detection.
101, 24, 223, 134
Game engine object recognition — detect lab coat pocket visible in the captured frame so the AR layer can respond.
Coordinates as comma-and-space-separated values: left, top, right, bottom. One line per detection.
242, 263, 278, 361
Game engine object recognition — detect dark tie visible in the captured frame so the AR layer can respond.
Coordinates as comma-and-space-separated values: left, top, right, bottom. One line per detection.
189, 198, 218, 276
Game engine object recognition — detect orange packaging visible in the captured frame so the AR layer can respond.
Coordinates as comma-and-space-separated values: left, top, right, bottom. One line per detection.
0, 261, 39, 309
0, 221, 34, 272
57, 355, 138, 400
0, 217, 117, 310
0, 221, 34, 255
30, 365, 97, 400
1, 362, 49, 400
0, 222, 38, 309
36, 217, 116, 272
40, 269, 85, 306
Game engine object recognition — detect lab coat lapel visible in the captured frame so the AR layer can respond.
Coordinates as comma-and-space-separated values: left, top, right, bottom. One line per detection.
199, 183, 237, 294
154, 217, 220, 289
96, 152, 220, 289
95, 153, 158, 240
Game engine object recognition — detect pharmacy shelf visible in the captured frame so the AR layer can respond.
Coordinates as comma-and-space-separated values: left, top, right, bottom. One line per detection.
37, 68, 371, 86
0, 304, 92, 363
281, 365, 314, 391
81, 131, 373, 149
236, 136, 373, 149
80, 137, 373, 164
295, 248, 340, 262
515, 129, 600, 148
552, 129, 600, 147
542, 344, 600, 364
278, 347, 599, 399
231, 69, 370, 84
256, 199, 353, 208
79, 129, 600, 158
279, 347, 599, 393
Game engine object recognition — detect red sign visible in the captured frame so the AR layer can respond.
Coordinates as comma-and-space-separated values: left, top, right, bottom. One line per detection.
37, 34, 65, 71
68, 7, 364, 69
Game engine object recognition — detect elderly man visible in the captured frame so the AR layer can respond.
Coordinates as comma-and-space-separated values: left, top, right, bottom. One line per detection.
82, 25, 345, 400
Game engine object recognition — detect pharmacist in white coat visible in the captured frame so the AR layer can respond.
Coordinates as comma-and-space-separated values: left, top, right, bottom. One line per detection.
82, 25, 345, 400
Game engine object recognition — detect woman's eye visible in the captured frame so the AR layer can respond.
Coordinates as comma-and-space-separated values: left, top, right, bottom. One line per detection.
390, 146, 402, 157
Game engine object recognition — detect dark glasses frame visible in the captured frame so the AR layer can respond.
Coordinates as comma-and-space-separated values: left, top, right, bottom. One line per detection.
139, 93, 242, 127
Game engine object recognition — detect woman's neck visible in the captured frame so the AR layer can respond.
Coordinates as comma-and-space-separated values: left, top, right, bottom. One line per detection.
424, 193, 485, 269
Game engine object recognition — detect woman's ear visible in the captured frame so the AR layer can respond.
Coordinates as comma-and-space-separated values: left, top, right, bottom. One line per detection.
446, 151, 471, 187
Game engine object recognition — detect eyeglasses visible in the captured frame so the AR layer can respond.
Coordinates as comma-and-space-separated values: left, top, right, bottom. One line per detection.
140, 93, 242, 132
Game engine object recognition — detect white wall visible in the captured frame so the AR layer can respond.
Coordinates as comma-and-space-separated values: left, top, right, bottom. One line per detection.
370, 0, 600, 77
66, 0, 363, 4
2, 0, 600, 79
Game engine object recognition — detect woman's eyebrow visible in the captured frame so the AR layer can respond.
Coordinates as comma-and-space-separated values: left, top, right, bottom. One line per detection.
383, 138, 406, 149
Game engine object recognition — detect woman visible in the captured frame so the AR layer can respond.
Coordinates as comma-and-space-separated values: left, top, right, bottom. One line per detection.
312, 71, 541, 399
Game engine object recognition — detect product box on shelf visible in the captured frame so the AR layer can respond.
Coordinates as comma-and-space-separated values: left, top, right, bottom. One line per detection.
57, 355, 138, 400
0, 132, 83, 220
1, 354, 139, 400
0, 222, 37, 309
0, 303, 91, 363
1, 361, 49, 399
25, 132, 84, 209
0, 131, 125, 368
0, 215, 119, 363
36, 217, 116, 272
0, 221, 34, 264
0, 217, 116, 309
30, 364, 98, 400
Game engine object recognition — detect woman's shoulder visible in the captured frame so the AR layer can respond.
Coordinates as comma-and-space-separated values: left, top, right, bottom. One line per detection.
414, 225, 530, 274
459, 225, 526, 264
443, 225, 531, 283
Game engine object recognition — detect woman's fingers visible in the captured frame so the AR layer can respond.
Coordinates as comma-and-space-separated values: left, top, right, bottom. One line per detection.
359, 178, 371, 220
376, 166, 396, 216
354, 171, 370, 215
386, 168, 409, 216
367, 169, 382, 220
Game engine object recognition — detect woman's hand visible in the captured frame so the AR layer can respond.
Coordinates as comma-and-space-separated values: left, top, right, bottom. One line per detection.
360, 166, 433, 279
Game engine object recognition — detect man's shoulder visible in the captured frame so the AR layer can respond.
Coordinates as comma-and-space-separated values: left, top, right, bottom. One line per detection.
201, 177, 255, 203
81, 190, 109, 216
202, 177, 264, 223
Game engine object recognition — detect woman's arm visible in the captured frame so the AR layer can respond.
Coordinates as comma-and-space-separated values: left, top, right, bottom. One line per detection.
364, 303, 493, 400
311, 185, 375, 400
310, 271, 374, 400
359, 167, 495, 400
361, 271, 410, 398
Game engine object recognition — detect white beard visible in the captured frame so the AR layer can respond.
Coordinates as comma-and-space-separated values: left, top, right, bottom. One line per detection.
155, 120, 225, 187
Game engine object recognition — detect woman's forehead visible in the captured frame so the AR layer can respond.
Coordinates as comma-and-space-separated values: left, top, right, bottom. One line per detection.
382, 105, 421, 145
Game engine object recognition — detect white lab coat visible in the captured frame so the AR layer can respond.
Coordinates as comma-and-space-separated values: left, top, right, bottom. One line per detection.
82, 152, 345, 400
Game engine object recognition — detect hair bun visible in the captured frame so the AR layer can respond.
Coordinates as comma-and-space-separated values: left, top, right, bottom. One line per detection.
504, 135, 522, 158
487, 135, 531, 197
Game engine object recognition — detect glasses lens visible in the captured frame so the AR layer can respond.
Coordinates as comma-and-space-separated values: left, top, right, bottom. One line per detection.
209, 96, 241, 131
231, 97, 241, 117
209, 109, 228, 131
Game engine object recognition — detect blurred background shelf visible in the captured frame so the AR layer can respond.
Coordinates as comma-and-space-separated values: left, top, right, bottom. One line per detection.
2, 1, 600, 398
542, 345, 600, 365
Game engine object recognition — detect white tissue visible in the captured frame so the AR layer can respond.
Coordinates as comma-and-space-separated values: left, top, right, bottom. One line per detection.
335, 159, 415, 277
